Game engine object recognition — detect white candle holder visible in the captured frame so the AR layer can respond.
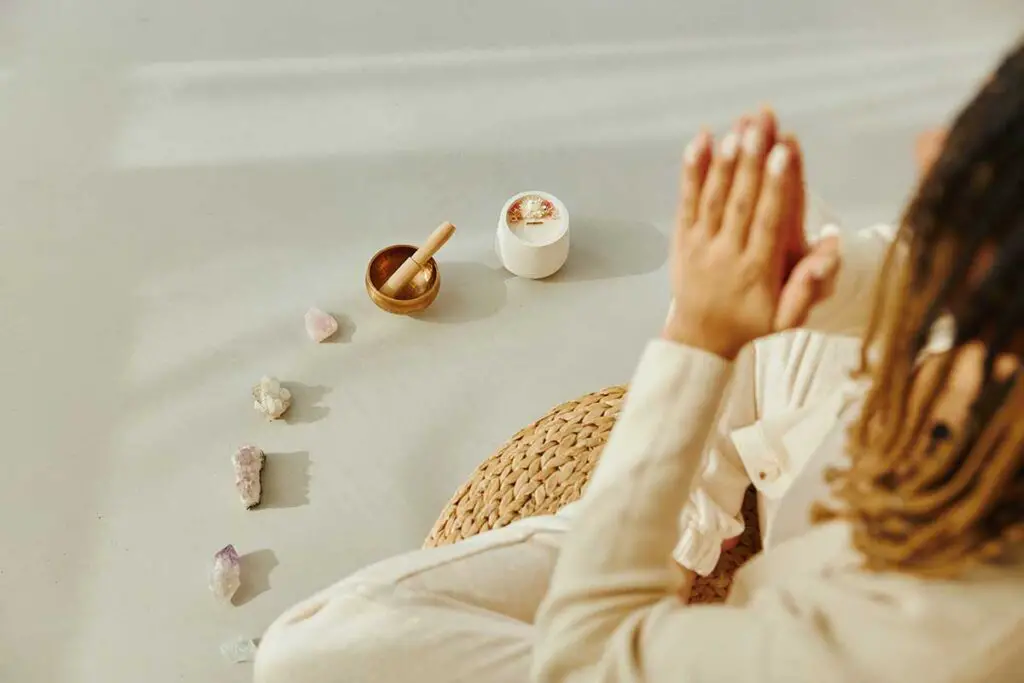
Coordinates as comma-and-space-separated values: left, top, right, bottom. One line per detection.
495, 191, 570, 279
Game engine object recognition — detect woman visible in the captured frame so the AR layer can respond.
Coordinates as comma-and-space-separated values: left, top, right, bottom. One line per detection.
256, 43, 1024, 683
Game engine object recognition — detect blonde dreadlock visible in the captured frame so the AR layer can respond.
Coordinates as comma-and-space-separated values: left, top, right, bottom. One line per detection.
814, 40, 1024, 578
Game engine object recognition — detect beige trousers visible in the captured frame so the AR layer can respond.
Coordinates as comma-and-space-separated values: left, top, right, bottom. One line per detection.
255, 329, 868, 683
255, 512, 576, 683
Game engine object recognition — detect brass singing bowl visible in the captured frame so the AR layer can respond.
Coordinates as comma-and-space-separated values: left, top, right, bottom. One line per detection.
365, 244, 441, 315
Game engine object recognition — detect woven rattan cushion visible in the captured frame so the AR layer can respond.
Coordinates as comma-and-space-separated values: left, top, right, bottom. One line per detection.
424, 386, 761, 604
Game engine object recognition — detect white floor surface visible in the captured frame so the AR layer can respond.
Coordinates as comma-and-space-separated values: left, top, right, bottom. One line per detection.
1, 1, 1022, 681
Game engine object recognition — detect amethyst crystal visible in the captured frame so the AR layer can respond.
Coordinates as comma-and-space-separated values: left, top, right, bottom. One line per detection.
232, 445, 265, 509
210, 544, 241, 604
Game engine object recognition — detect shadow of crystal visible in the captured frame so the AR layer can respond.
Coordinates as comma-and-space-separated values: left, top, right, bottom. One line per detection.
234, 549, 278, 606
260, 451, 311, 509
283, 383, 331, 424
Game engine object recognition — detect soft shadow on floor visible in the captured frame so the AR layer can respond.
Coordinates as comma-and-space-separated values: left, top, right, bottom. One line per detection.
284, 383, 331, 424
548, 218, 667, 282
261, 451, 311, 509
411, 261, 508, 324
234, 549, 279, 606
324, 312, 356, 343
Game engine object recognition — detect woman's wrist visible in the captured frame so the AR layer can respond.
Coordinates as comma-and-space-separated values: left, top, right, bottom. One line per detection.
662, 315, 744, 361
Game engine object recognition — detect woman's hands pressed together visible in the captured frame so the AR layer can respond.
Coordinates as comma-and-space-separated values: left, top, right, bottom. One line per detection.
664, 110, 840, 359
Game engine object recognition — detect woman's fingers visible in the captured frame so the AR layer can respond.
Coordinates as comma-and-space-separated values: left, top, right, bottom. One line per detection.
759, 107, 779, 151
774, 133, 807, 277
678, 130, 712, 231
773, 234, 841, 330
697, 127, 742, 236
721, 112, 773, 245
668, 107, 813, 355
745, 142, 792, 263
784, 134, 805, 224
780, 134, 806, 249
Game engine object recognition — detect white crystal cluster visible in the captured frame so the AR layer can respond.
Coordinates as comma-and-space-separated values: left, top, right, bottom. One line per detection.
232, 445, 265, 509
210, 544, 241, 604
253, 376, 291, 420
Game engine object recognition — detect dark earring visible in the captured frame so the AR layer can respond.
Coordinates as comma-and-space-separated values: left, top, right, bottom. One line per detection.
930, 422, 952, 442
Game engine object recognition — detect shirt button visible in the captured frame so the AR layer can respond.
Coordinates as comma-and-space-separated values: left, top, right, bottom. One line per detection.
758, 463, 781, 482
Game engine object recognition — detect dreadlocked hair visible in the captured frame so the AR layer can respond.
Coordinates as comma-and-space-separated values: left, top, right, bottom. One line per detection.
813, 40, 1024, 578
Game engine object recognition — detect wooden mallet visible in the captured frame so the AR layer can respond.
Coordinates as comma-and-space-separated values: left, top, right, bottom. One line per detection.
379, 222, 457, 297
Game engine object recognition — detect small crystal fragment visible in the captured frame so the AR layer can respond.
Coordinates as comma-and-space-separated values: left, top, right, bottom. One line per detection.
210, 544, 241, 604
232, 445, 265, 509
304, 308, 338, 343
220, 636, 259, 663
253, 376, 291, 420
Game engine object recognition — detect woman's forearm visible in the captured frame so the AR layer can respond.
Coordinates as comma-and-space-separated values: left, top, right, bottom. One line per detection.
532, 340, 733, 681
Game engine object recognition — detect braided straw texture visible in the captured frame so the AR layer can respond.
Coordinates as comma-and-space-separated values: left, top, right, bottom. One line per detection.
424, 386, 761, 604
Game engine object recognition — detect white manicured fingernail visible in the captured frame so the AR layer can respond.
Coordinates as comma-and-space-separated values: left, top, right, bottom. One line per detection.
742, 126, 764, 155
720, 132, 739, 160
766, 144, 790, 176
819, 223, 841, 239
684, 133, 707, 165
